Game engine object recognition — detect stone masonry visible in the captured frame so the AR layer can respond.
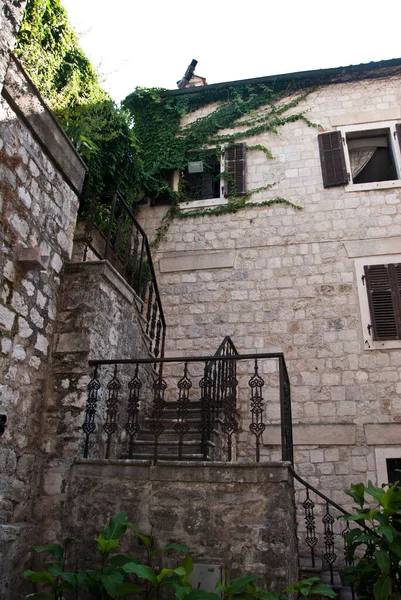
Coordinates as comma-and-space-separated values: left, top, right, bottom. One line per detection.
138, 67, 401, 509
0, 52, 85, 597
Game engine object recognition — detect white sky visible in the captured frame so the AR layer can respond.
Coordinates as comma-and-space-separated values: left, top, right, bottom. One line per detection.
61, 0, 401, 104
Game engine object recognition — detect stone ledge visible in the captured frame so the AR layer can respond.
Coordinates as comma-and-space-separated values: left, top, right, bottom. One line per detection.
73, 459, 293, 484
264, 424, 356, 446
66, 261, 136, 305
159, 250, 236, 273
2, 54, 86, 195
330, 107, 401, 127
344, 237, 401, 258
365, 423, 401, 445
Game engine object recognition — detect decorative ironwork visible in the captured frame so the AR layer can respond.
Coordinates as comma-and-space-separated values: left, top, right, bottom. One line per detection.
125, 363, 142, 458
174, 362, 192, 459
148, 374, 167, 462
84, 343, 293, 465
79, 192, 166, 359
220, 356, 238, 462
146, 282, 154, 333
249, 359, 266, 462
279, 356, 294, 463
103, 365, 121, 459
302, 488, 318, 567
149, 300, 158, 352
323, 501, 337, 584
199, 366, 215, 460
83, 365, 101, 458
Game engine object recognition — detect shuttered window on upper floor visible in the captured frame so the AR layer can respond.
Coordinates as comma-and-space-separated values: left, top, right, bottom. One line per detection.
364, 264, 401, 340
318, 131, 348, 188
225, 144, 246, 196
318, 124, 401, 188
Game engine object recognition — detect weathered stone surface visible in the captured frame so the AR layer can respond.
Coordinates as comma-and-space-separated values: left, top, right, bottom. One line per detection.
54, 462, 298, 593
2, 55, 87, 195
264, 424, 356, 446
159, 250, 236, 273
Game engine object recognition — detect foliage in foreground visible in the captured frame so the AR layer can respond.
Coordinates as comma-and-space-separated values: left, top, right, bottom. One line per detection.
344, 480, 401, 600
15, 0, 141, 201
24, 512, 335, 600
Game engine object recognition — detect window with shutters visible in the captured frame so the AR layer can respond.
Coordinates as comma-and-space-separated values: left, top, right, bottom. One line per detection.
355, 255, 401, 350
318, 122, 401, 191
181, 144, 246, 205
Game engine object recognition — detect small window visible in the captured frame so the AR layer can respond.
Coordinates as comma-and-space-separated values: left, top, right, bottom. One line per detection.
364, 263, 401, 341
386, 458, 401, 484
182, 153, 221, 201
346, 129, 396, 184
181, 145, 246, 202
318, 122, 401, 189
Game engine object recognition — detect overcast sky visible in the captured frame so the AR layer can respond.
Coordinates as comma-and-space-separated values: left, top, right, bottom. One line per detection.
61, 0, 401, 104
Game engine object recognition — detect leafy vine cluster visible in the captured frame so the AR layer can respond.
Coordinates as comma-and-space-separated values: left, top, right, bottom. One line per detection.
122, 85, 315, 246
15, 1, 316, 246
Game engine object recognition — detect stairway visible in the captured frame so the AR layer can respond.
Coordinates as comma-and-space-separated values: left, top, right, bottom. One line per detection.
299, 556, 355, 599
121, 400, 221, 461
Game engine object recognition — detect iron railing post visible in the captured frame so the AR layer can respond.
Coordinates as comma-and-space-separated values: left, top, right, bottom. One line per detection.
104, 192, 119, 260
279, 356, 294, 464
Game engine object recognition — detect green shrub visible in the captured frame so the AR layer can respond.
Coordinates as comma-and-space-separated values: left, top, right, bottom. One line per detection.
24, 512, 335, 599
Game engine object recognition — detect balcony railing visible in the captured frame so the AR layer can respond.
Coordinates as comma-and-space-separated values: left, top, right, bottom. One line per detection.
78, 192, 165, 358
82, 348, 293, 464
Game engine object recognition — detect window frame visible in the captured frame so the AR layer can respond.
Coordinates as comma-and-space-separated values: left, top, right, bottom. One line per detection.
340, 121, 401, 192
355, 254, 401, 350
179, 144, 246, 212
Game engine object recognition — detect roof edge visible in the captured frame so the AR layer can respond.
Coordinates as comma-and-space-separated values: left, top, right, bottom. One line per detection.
161, 57, 401, 97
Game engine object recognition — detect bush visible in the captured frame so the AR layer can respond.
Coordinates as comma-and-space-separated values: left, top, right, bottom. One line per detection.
24, 512, 335, 599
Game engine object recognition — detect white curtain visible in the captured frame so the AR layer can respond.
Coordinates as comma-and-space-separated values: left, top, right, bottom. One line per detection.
347, 135, 388, 178
349, 148, 376, 178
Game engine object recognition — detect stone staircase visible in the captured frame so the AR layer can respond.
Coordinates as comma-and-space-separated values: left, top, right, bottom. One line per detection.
299, 556, 355, 599
122, 400, 221, 461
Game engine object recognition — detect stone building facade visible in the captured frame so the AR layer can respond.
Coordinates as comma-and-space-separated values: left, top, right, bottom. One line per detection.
138, 60, 401, 506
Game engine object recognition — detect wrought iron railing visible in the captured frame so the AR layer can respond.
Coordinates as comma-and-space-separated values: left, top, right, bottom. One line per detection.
79, 191, 166, 358
290, 466, 371, 594
82, 350, 293, 464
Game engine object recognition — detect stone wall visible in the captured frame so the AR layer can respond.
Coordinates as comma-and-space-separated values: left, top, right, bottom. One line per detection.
0, 1, 27, 92
62, 461, 298, 593
137, 70, 401, 507
0, 55, 85, 597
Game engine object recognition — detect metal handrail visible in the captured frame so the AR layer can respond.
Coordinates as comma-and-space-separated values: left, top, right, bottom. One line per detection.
80, 191, 165, 358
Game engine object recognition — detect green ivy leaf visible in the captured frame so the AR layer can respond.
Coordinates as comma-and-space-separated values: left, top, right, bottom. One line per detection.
373, 576, 392, 600
122, 562, 157, 585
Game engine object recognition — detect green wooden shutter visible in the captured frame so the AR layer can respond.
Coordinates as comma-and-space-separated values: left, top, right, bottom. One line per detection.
318, 131, 348, 188
364, 264, 401, 340
225, 144, 246, 196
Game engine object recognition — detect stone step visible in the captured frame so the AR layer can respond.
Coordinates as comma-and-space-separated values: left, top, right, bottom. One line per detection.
120, 452, 210, 461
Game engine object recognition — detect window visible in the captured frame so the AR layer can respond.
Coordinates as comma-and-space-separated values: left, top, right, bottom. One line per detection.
181, 144, 246, 203
355, 256, 401, 350
183, 152, 221, 200
386, 458, 401, 484
318, 122, 401, 189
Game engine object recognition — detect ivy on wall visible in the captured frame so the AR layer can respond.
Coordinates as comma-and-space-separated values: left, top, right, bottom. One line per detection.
14, 0, 142, 202
123, 84, 315, 246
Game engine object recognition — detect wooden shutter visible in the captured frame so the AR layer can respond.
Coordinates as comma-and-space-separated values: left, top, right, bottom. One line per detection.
364, 264, 401, 340
396, 123, 401, 153
318, 131, 348, 188
225, 144, 246, 196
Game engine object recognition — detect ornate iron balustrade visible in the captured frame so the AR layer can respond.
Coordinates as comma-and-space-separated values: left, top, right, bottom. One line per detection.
290, 467, 372, 594
79, 191, 166, 359
82, 350, 293, 464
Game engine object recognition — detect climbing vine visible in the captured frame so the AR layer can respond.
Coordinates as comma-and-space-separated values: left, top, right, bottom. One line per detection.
123, 84, 316, 246
14, 0, 142, 202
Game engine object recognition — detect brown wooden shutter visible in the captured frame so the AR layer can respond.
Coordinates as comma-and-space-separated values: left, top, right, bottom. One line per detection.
364, 264, 401, 340
396, 123, 401, 153
318, 131, 348, 188
225, 144, 246, 196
